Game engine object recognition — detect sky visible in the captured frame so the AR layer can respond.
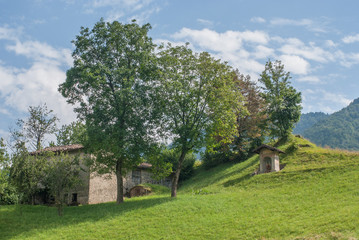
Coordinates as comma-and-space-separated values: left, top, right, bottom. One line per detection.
1, 0, 359, 144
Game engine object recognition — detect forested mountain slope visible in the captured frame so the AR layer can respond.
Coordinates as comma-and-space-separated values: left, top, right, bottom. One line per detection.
301, 98, 359, 150
293, 112, 328, 135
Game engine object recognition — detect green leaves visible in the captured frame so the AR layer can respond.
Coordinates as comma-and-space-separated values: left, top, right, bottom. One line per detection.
156, 44, 245, 196
56, 121, 86, 146
259, 60, 302, 139
59, 19, 158, 203
157, 44, 241, 152
11, 104, 59, 151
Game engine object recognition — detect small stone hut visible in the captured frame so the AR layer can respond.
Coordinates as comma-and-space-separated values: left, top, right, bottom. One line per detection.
253, 144, 285, 173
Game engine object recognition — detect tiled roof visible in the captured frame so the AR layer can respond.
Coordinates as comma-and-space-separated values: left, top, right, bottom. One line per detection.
252, 144, 285, 154
137, 162, 152, 169
29, 144, 84, 155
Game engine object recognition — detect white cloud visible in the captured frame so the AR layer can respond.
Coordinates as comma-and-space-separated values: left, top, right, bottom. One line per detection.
197, 18, 214, 27
302, 89, 351, 113
172, 28, 269, 53
278, 38, 334, 63
336, 50, 359, 68
86, 0, 162, 23
6, 40, 72, 66
270, 17, 327, 33
279, 55, 310, 75
325, 40, 337, 48
252, 45, 274, 59
0, 26, 22, 41
0, 62, 76, 126
170, 28, 271, 77
297, 76, 320, 83
250, 17, 266, 23
271, 18, 312, 27
342, 33, 359, 44
0, 108, 10, 116
0, 28, 76, 127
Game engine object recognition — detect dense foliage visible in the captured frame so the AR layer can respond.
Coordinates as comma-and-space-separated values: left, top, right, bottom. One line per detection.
44, 153, 83, 216
156, 44, 243, 197
148, 148, 196, 182
56, 121, 86, 146
59, 19, 158, 203
10, 104, 58, 151
232, 72, 267, 157
0, 138, 19, 205
259, 60, 302, 139
292, 112, 329, 135
302, 98, 359, 150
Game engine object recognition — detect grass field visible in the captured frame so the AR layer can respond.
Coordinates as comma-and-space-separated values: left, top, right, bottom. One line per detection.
1, 136, 359, 239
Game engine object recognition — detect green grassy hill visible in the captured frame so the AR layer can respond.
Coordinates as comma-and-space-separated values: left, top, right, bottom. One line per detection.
1, 135, 359, 239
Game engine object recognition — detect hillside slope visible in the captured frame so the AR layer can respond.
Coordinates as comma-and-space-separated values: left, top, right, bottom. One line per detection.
1, 136, 359, 239
302, 98, 359, 150
293, 112, 329, 135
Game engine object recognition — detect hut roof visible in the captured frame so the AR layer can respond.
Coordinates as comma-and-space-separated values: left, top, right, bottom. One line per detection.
252, 144, 285, 154
137, 162, 152, 169
29, 144, 84, 155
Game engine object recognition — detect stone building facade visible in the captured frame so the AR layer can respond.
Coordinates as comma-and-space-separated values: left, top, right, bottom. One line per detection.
31, 144, 171, 205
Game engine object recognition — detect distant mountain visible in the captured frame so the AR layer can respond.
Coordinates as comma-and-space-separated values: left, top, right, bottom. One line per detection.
293, 112, 329, 135
299, 98, 359, 150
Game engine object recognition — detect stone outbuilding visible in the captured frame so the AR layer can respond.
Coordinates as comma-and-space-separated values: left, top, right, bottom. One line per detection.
30, 144, 171, 205
253, 144, 285, 173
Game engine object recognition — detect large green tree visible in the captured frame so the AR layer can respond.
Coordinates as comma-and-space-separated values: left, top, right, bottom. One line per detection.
233, 72, 267, 156
157, 44, 243, 197
44, 153, 82, 216
259, 60, 302, 139
56, 121, 86, 146
11, 104, 58, 151
59, 19, 157, 204
10, 147, 48, 205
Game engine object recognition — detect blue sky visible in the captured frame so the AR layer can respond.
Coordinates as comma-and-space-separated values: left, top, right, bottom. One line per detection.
1, 0, 359, 143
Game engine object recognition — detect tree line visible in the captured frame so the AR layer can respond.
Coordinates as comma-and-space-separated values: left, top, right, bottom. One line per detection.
0, 19, 302, 210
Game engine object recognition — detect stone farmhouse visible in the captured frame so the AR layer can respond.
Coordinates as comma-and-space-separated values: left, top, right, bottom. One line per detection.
31, 144, 171, 205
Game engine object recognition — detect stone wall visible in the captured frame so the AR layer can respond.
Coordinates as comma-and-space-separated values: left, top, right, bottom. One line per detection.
259, 149, 280, 173
64, 151, 90, 205
87, 167, 171, 204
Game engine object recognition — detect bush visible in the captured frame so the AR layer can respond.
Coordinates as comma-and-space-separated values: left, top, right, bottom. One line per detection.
148, 148, 196, 182
0, 184, 19, 205
202, 150, 233, 169
179, 153, 196, 181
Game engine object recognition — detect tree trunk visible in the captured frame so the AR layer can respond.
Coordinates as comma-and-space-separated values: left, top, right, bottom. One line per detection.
116, 161, 124, 204
171, 151, 187, 198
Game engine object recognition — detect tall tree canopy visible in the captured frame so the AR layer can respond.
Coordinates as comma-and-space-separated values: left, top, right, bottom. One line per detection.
259, 60, 302, 139
11, 104, 58, 151
233, 72, 267, 157
157, 44, 243, 197
56, 121, 86, 146
59, 19, 157, 204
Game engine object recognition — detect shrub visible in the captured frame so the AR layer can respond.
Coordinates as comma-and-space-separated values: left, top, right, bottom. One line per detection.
202, 150, 233, 169
0, 184, 19, 205
179, 153, 196, 181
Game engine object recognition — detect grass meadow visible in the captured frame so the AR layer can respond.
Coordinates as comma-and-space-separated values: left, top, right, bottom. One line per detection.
1, 136, 359, 239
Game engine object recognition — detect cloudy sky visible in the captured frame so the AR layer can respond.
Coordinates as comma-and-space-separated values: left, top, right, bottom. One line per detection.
0, 0, 359, 142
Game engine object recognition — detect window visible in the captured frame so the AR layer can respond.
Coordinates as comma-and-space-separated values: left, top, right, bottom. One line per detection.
72, 193, 78, 203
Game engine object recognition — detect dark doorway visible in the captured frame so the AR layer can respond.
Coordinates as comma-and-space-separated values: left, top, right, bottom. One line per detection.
264, 157, 272, 172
